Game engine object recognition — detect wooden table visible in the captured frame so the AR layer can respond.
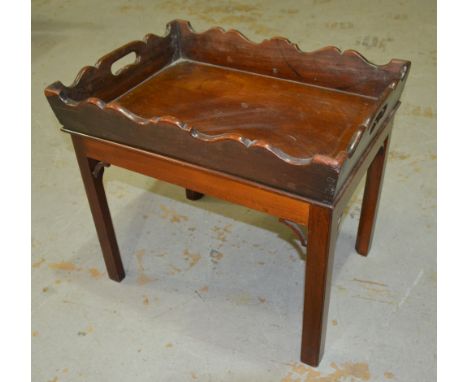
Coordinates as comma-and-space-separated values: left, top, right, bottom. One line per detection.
45, 20, 410, 367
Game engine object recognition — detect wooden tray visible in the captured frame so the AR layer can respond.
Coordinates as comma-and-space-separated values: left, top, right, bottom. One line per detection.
44, 20, 411, 367
45, 20, 410, 204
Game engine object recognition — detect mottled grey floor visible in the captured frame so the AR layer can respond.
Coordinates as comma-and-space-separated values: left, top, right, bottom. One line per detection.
32, 1, 436, 381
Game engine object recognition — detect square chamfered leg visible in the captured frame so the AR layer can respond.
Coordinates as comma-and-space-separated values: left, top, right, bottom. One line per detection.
301, 203, 339, 367
72, 136, 125, 282
355, 136, 391, 256
185, 189, 204, 201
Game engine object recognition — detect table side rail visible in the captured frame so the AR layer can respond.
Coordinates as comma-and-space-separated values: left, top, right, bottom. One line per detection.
333, 105, 397, 216
70, 132, 311, 225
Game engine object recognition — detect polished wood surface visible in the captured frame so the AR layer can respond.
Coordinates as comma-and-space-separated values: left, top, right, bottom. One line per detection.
176, 19, 406, 98
115, 60, 376, 161
301, 204, 338, 366
45, 19, 410, 203
44, 20, 410, 367
72, 138, 125, 282
356, 137, 391, 255
71, 132, 311, 225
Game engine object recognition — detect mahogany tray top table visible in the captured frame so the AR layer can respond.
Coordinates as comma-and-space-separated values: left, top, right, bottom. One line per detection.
45, 20, 410, 366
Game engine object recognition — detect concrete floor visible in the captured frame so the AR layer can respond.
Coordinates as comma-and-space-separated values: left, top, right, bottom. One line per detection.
32, 1, 436, 381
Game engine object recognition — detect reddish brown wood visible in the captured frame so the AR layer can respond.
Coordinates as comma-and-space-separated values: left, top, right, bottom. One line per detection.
331, 104, 396, 217
176, 20, 406, 98
45, 19, 410, 204
299, 109, 395, 366
115, 61, 376, 162
185, 189, 204, 200
279, 218, 308, 247
72, 133, 311, 225
44, 20, 410, 367
301, 204, 339, 366
356, 136, 391, 255
72, 136, 125, 281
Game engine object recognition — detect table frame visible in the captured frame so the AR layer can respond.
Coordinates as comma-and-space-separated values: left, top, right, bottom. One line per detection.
68, 104, 394, 366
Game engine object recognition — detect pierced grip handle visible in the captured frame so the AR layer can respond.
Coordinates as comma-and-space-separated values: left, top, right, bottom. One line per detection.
347, 101, 390, 157
369, 104, 388, 134
95, 40, 148, 74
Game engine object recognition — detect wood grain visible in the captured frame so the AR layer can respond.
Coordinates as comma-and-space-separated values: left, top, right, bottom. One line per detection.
301, 204, 339, 366
45, 19, 410, 203
45, 20, 410, 367
356, 136, 391, 255
71, 132, 311, 225
72, 137, 125, 282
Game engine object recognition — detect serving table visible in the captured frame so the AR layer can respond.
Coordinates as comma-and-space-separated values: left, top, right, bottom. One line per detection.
45, 20, 410, 366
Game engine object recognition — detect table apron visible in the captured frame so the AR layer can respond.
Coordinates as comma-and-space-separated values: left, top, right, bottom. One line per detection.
70, 132, 311, 225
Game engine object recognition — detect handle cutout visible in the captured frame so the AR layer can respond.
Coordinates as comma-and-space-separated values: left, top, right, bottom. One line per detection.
369, 104, 388, 134
111, 52, 137, 75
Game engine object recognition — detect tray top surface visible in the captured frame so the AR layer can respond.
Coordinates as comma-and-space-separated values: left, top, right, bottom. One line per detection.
114, 60, 377, 161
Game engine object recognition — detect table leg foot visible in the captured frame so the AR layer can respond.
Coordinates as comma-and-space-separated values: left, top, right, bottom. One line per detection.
72, 136, 125, 282
185, 189, 204, 201
301, 204, 338, 367
355, 136, 390, 256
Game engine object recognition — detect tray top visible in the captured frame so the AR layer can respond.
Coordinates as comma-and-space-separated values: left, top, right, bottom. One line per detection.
114, 60, 377, 163
45, 20, 410, 202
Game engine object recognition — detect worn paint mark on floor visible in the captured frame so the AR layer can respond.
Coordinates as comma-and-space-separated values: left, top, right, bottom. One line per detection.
384, 371, 395, 379
401, 103, 436, 119
32, 258, 45, 268
282, 362, 320, 381
212, 224, 232, 242
160, 204, 188, 223
77, 325, 94, 336
282, 361, 370, 381
353, 278, 388, 287
325, 21, 354, 29
389, 151, 411, 161
169, 264, 182, 275
355, 35, 394, 50
32, 238, 41, 249
135, 249, 154, 285
183, 249, 201, 269
398, 269, 424, 308
49, 262, 80, 272
88, 267, 103, 278
210, 249, 224, 265
352, 294, 396, 305
352, 279, 397, 304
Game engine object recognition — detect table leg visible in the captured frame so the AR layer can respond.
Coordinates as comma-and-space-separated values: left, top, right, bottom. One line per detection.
72, 136, 125, 282
355, 136, 390, 256
185, 189, 204, 201
301, 204, 338, 366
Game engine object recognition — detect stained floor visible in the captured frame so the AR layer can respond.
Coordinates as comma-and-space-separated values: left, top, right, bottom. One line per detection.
32, 1, 436, 381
